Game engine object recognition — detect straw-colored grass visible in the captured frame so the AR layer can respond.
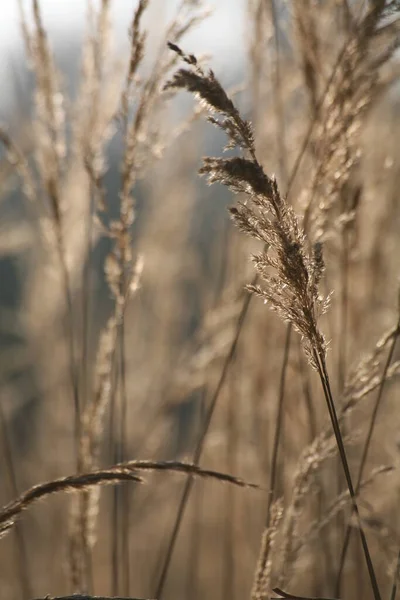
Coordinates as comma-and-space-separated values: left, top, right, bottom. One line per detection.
0, 1, 400, 599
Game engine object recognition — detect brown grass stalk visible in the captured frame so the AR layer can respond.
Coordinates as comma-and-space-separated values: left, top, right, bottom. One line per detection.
0, 460, 260, 542
166, 42, 382, 600
336, 302, 400, 595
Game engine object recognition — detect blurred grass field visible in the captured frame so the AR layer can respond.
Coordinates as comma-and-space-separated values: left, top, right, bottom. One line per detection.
1, 2, 400, 600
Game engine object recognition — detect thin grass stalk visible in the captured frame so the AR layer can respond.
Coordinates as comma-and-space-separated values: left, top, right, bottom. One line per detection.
338, 192, 351, 392
107, 245, 142, 596
154, 27, 355, 596
110, 2, 144, 585
268, 0, 290, 506
28, 0, 81, 447
294, 0, 321, 117
334, 187, 352, 584
252, 499, 285, 600
186, 391, 206, 600
187, 486, 202, 600
80, 177, 96, 416
79, 0, 111, 420
160, 19, 388, 595
336, 307, 400, 595
270, 328, 291, 507
111, 417, 119, 595
296, 340, 334, 594
153, 287, 253, 599
105, 3, 151, 587
0, 460, 259, 539
78, 161, 99, 595
90, 294, 133, 592
109, 321, 123, 595
155, 28, 359, 598
223, 352, 238, 600
152, 448, 194, 597
119, 322, 130, 596
110, 302, 126, 596
60, 240, 80, 448
167, 46, 381, 600
269, 0, 288, 184
390, 548, 400, 600
111, 316, 130, 596
293, 465, 394, 557
302, 3, 395, 242
252, 324, 291, 597
248, 0, 267, 125
289, 29, 361, 207
297, 340, 317, 444
313, 348, 381, 600
105, 3, 210, 583
73, 305, 122, 591
70, 0, 116, 579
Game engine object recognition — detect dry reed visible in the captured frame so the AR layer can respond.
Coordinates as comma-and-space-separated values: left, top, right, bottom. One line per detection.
1, 1, 400, 599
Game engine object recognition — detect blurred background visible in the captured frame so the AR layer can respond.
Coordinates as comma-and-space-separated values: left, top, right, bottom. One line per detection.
0, 1, 400, 600
0, 0, 248, 117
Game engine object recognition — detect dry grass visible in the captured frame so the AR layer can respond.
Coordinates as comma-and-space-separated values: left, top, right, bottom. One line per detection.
0, 1, 400, 599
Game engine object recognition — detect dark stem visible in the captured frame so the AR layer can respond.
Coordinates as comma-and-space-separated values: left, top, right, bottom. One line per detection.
390, 547, 400, 600
119, 321, 130, 596
297, 341, 334, 595
272, 586, 339, 600
154, 19, 367, 599
154, 289, 253, 599
223, 352, 239, 600
334, 187, 351, 582
313, 348, 381, 600
79, 177, 96, 595
336, 316, 400, 596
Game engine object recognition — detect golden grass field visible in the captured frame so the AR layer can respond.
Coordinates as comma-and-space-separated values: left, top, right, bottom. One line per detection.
1, 1, 400, 599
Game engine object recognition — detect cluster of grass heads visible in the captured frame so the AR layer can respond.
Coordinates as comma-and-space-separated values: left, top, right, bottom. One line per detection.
1, 1, 400, 599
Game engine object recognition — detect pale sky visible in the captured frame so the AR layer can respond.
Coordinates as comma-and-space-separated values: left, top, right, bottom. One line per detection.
0, 0, 248, 115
